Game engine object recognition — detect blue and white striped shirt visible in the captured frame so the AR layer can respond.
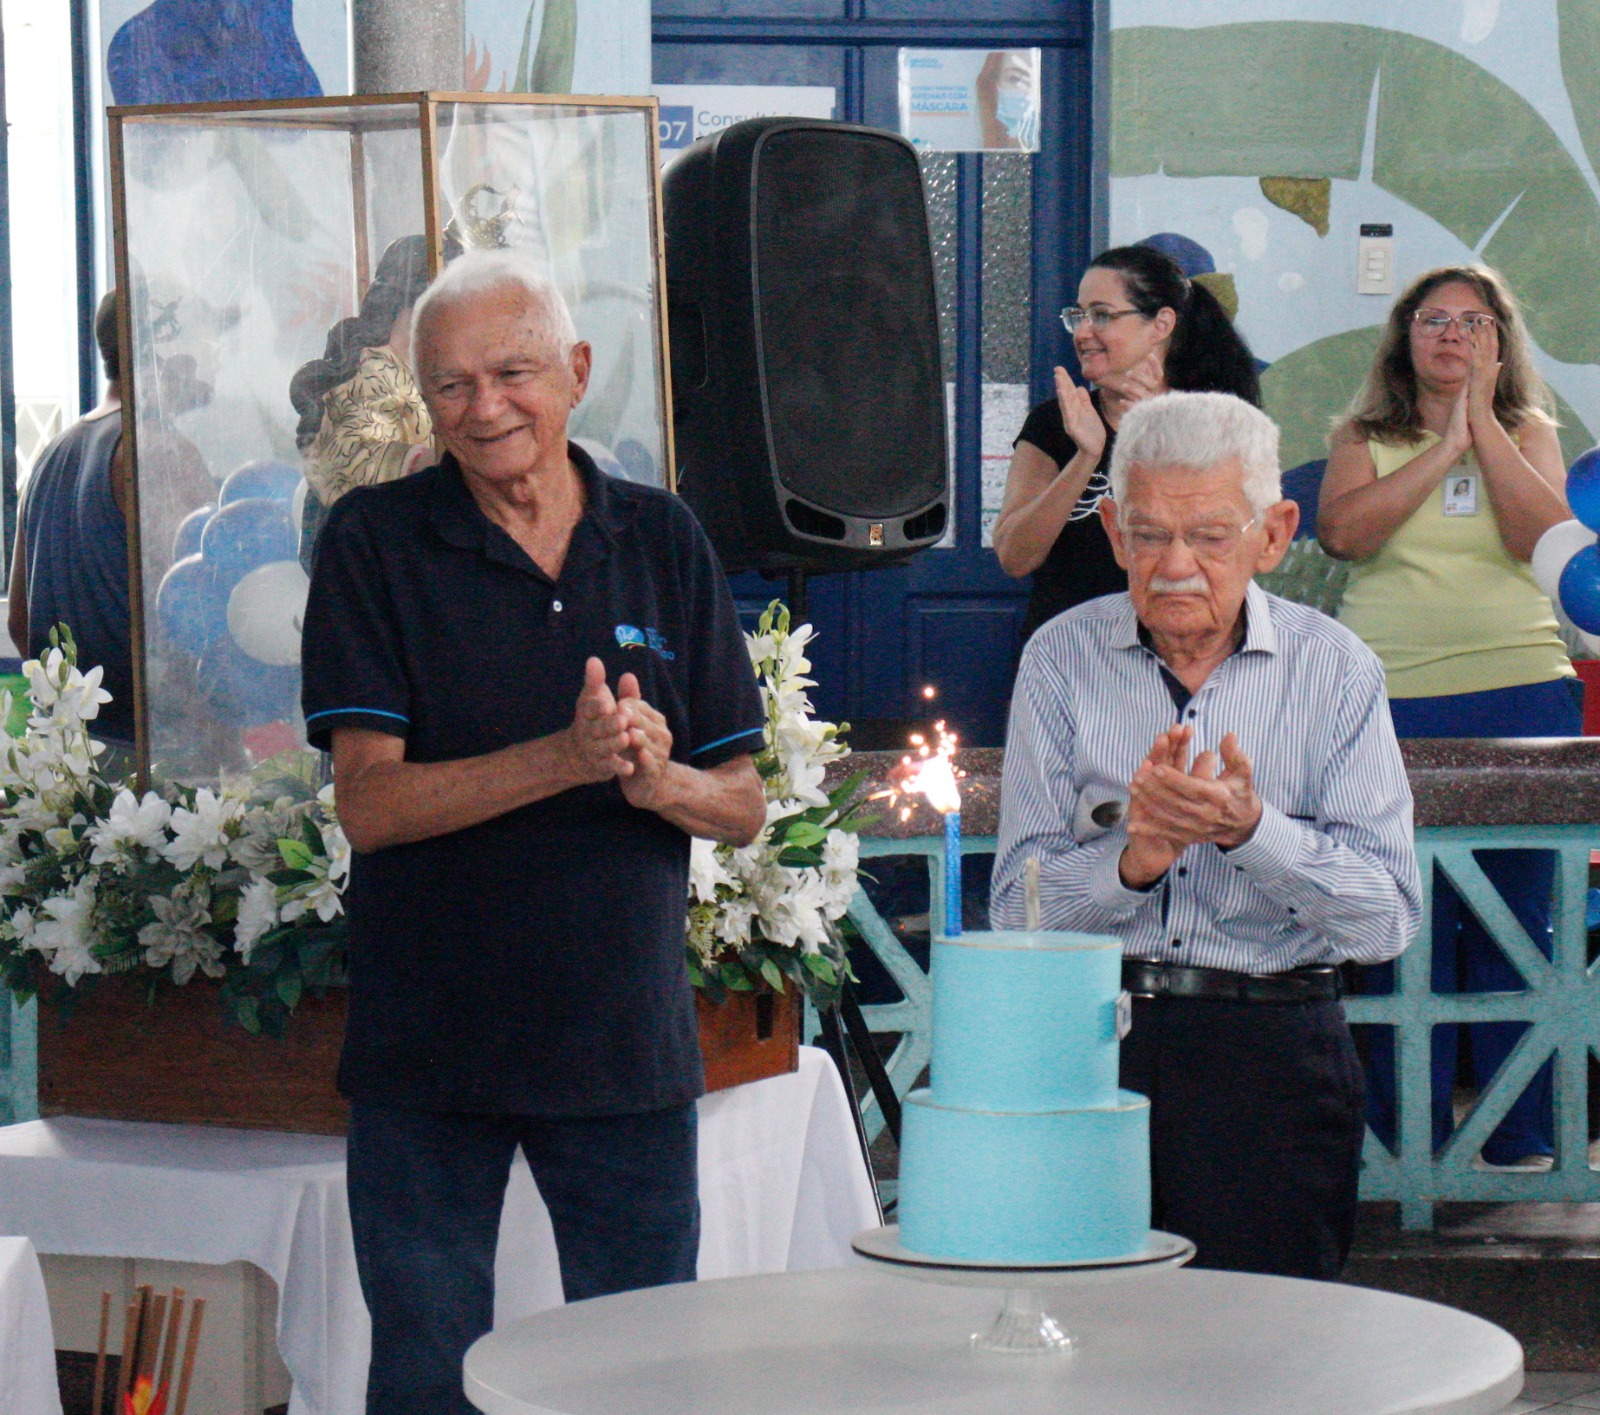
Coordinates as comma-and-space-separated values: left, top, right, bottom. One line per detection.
991, 581, 1421, 972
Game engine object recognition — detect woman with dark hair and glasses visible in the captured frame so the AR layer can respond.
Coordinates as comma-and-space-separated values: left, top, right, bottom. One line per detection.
993, 243, 1261, 642
1319, 264, 1574, 1171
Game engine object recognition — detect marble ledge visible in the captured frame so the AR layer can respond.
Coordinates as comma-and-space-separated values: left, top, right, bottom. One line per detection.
829, 740, 1600, 836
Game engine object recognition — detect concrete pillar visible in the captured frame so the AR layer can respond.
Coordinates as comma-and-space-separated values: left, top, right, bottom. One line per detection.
352, 0, 465, 94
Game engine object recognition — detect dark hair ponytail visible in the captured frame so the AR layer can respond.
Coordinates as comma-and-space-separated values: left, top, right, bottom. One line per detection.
289, 235, 432, 450
1087, 244, 1261, 407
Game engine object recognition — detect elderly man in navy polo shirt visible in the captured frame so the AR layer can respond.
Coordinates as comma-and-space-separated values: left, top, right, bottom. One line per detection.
300, 249, 766, 1413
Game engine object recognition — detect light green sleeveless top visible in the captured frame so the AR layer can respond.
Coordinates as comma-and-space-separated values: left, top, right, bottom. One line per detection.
1337, 432, 1572, 699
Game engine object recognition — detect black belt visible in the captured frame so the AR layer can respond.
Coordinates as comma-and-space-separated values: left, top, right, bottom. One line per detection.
1122, 959, 1343, 1005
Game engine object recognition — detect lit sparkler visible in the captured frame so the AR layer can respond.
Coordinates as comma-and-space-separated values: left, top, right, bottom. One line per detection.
874, 719, 965, 935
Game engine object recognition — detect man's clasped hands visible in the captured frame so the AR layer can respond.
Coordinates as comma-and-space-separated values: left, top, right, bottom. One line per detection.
568, 656, 676, 809
1119, 724, 1264, 889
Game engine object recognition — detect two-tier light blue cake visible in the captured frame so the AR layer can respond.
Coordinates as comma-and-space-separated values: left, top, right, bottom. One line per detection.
896, 930, 1151, 1263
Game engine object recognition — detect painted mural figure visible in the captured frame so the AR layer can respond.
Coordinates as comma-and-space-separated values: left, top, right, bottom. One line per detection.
992, 243, 1261, 646
1318, 264, 1575, 1170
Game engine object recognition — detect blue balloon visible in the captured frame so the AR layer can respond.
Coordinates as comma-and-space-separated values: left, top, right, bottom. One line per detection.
196, 637, 299, 728
172, 504, 213, 562
155, 554, 227, 655
614, 438, 657, 484
220, 459, 301, 506
1559, 544, 1600, 633
200, 496, 296, 586
1568, 448, 1600, 532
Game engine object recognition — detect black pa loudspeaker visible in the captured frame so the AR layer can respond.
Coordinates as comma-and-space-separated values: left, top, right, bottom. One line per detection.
664, 117, 949, 575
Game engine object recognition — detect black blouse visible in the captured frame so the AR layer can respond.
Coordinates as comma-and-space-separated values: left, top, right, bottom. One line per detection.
1013, 392, 1126, 642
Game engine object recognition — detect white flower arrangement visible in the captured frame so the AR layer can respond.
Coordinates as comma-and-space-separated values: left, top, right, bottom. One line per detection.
0, 629, 349, 1035
687, 602, 870, 1007
2, 610, 867, 1035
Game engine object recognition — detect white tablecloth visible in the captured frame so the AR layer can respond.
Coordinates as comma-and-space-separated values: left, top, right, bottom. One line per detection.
0, 1237, 63, 1415
465, 1267, 1524, 1415
0, 1047, 874, 1415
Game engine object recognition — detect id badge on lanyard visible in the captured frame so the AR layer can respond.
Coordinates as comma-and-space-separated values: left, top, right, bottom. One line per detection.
1443, 465, 1479, 517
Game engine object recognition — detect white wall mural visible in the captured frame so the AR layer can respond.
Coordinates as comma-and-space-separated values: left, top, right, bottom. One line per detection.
1110, 1, 1600, 475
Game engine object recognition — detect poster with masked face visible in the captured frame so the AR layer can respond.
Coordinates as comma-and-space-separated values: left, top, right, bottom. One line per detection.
897, 49, 1041, 154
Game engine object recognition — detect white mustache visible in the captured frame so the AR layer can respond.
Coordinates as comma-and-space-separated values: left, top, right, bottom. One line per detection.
1149, 574, 1208, 594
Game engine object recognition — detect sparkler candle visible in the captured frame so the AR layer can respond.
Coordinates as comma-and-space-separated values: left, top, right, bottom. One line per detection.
878, 719, 965, 938
943, 807, 962, 937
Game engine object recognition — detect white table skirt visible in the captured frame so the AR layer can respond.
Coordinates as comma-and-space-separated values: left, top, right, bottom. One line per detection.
0, 1046, 875, 1415
0, 1237, 63, 1415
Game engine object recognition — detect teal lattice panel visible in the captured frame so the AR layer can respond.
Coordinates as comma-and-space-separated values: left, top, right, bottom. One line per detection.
1347, 825, 1600, 1229
0, 997, 38, 1127
807, 836, 996, 1146
829, 824, 1600, 1233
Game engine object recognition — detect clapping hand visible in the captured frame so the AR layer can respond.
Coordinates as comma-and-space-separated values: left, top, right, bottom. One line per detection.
569, 657, 633, 784
1094, 350, 1165, 409
614, 671, 676, 810
1120, 726, 1263, 888
1054, 367, 1107, 462
1464, 318, 1502, 435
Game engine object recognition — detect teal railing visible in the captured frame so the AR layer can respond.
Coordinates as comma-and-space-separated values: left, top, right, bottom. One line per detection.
822, 827, 1600, 1232
2, 824, 1592, 1232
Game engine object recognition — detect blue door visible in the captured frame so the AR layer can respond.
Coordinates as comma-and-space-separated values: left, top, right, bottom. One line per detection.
653, 2, 1094, 747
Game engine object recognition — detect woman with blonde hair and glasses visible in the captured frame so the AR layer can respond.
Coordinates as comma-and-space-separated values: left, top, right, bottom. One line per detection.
1319, 264, 1576, 1170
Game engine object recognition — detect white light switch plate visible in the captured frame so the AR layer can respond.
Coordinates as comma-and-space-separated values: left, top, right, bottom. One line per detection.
1358, 235, 1395, 295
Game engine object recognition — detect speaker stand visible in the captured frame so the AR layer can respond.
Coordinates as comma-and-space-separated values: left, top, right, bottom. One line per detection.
786, 568, 809, 623
815, 981, 902, 1222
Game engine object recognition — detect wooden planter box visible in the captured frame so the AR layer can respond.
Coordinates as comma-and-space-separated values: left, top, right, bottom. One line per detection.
35, 976, 799, 1134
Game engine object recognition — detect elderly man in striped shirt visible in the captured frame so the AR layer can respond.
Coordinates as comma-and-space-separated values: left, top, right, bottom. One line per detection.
992, 390, 1421, 1280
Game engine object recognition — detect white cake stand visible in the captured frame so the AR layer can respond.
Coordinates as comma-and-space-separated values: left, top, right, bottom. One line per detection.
852, 1225, 1195, 1356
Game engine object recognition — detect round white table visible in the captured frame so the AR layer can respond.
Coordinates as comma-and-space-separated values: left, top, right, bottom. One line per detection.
463, 1266, 1522, 1415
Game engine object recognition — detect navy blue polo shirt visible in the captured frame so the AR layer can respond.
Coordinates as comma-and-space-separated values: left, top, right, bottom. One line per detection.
300, 446, 763, 1116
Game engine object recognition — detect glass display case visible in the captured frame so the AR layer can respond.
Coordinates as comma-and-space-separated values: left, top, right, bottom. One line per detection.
108, 93, 670, 783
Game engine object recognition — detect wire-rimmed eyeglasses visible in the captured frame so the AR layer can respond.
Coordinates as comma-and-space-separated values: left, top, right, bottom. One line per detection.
1412, 308, 1497, 338
1061, 305, 1146, 333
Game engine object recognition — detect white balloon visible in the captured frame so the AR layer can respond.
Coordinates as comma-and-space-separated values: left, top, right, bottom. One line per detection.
1530, 519, 1597, 601
228, 560, 310, 667
290, 476, 309, 536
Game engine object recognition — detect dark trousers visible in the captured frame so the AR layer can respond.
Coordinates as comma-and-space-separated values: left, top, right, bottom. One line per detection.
347, 1100, 700, 1414
1120, 996, 1366, 1280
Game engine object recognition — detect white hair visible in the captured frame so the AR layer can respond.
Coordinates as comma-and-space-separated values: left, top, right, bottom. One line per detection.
410, 248, 578, 362
1108, 391, 1282, 516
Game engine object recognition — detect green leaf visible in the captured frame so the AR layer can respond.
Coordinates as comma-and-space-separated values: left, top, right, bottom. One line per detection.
802, 953, 837, 984
276, 973, 303, 1011
719, 960, 755, 991
529, 0, 577, 94
235, 997, 262, 1036
783, 821, 827, 849
512, 0, 539, 92
758, 957, 786, 993
278, 839, 314, 871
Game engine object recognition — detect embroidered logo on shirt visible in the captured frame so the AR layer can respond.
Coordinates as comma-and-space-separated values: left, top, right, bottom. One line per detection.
614, 624, 676, 660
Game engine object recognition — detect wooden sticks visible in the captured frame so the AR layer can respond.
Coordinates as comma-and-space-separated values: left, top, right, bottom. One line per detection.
91, 1291, 112, 1415
93, 1284, 203, 1415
